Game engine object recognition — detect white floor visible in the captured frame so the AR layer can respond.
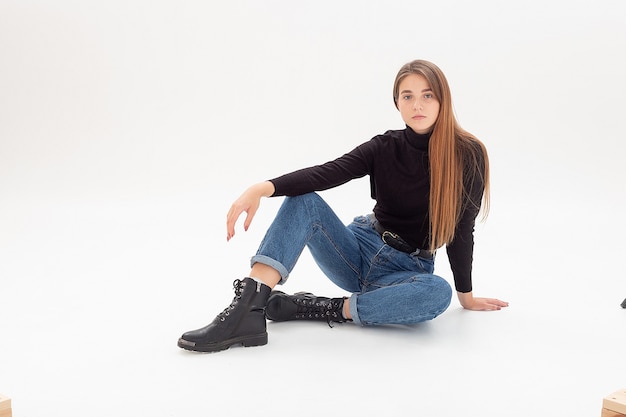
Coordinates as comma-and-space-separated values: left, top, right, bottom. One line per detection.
1, 1, 625, 416
1, 190, 625, 417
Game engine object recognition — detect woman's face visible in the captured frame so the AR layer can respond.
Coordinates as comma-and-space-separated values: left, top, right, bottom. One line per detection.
397, 74, 440, 134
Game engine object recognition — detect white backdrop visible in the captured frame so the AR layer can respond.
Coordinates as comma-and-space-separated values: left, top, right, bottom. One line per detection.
1, 1, 625, 416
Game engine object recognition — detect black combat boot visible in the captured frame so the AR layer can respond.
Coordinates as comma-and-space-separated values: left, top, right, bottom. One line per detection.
265, 291, 349, 326
178, 277, 272, 353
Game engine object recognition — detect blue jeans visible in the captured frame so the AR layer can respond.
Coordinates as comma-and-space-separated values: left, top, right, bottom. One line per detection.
250, 193, 452, 326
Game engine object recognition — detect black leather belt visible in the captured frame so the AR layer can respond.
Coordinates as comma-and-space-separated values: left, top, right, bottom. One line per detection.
371, 216, 434, 259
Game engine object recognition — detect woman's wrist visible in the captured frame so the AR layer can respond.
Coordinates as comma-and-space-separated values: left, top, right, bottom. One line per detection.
456, 291, 474, 308
253, 181, 275, 198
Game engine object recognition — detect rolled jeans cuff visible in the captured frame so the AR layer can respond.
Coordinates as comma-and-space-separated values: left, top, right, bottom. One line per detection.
250, 255, 290, 285
348, 294, 362, 325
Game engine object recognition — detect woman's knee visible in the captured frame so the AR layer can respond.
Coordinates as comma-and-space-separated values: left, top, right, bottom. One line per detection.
430, 276, 452, 315
411, 275, 452, 319
285, 192, 321, 205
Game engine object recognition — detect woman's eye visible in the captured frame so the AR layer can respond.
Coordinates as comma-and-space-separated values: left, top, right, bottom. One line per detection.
403, 95, 412, 100
424, 93, 433, 99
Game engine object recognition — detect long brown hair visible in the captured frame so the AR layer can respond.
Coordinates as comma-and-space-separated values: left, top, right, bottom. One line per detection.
393, 60, 490, 251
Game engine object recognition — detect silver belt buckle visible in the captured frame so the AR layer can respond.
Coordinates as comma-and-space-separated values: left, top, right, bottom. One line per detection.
381, 231, 398, 245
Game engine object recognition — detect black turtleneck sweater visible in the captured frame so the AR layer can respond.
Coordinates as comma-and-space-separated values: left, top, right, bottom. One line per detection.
269, 127, 485, 293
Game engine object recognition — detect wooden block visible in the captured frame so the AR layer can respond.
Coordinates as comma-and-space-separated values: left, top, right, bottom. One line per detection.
604, 389, 626, 415
602, 407, 626, 417
0, 394, 12, 417
0, 394, 10, 411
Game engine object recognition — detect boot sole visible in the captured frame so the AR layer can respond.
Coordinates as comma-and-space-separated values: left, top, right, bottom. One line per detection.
265, 291, 291, 321
177, 332, 268, 353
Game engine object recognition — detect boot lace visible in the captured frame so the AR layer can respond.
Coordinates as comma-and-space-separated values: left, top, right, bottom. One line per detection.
294, 297, 346, 327
217, 279, 245, 322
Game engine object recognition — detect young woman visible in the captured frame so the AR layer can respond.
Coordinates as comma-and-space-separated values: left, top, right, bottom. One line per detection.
178, 59, 509, 353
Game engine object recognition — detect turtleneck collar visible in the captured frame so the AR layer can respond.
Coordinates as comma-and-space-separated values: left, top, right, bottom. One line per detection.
404, 125, 431, 151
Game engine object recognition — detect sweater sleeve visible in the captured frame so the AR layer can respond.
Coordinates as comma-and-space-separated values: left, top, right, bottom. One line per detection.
269, 141, 375, 197
445, 144, 486, 293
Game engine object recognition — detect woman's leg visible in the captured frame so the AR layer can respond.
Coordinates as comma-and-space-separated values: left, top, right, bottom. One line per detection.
178, 193, 363, 351
250, 193, 363, 293
349, 271, 452, 325
266, 212, 453, 326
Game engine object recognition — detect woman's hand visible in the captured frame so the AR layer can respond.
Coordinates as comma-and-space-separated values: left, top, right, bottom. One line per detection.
226, 181, 275, 241
457, 291, 509, 311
